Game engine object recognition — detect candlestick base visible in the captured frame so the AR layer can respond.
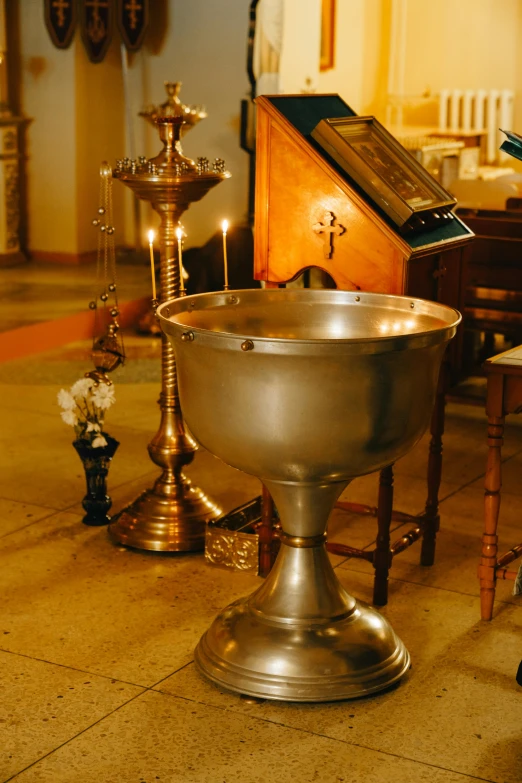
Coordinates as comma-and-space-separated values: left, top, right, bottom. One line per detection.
109, 476, 222, 551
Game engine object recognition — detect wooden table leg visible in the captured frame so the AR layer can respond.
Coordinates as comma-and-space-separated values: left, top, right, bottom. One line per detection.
373, 465, 394, 606
479, 413, 505, 620
420, 365, 447, 566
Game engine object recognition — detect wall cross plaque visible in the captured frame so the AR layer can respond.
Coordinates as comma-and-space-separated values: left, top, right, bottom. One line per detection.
44, 0, 77, 48
312, 211, 345, 259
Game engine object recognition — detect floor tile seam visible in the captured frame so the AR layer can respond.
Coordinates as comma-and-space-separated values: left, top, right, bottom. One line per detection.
357, 518, 413, 554
335, 562, 522, 608
442, 445, 522, 485
0, 402, 158, 423
436, 473, 490, 504
499, 446, 522, 465
0, 510, 70, 541
0, 496, 61, 513
438, 477, 522, 505
392, 468, 465, 489
328, 518, 411, 568
393, 450, 521, 489
253, 721, 497, 783
145, 659, 194, 690
329, 517, 406, 556
0, 647, 149, 689
1, 689, 148, 783
0, 405, 72, 419
100, 469, 160, 494
0, 494, 81, 514
140, 690, 495, 783
52, 470, 160, 517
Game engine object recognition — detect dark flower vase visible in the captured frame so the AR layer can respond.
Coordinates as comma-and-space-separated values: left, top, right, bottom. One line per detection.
73, 435, 119, 526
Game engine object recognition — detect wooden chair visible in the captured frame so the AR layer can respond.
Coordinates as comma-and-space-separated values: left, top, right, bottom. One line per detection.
456, 208, 522, 372
478, 344, 522, 620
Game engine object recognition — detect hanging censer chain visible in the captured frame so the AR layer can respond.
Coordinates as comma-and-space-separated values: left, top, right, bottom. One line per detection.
88, 161, 125, 385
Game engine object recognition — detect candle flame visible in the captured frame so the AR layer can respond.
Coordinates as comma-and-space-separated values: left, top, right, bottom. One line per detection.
222, 220, 228, 233
148, 229, 155, 244
176, 227, 183, 240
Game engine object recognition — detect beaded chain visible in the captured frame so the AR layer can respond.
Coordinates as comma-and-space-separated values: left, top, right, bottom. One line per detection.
87, 162, 125, 381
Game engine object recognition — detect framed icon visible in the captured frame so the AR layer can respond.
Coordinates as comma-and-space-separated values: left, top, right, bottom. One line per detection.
312, 115, 457, 232
320, 0, 336, 71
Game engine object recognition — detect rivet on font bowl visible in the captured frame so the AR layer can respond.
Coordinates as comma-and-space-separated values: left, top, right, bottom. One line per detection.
410, 302, 415, 309
181, 331, 194, 342
241, 339, 254, 352
355, 295, 360, 302
228, 295, 238, 304
164, 307, 170, 317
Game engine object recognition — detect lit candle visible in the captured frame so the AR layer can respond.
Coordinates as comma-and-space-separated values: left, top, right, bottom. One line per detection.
176, 227, 185, 295
148, 229, 157, 301
222, 220, 229, 290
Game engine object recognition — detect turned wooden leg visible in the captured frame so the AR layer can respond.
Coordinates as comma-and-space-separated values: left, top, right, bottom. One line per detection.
259, 485, 275, 577
478, 415, 504, 620
421, 367, 447, 566
373, 466, 394, 606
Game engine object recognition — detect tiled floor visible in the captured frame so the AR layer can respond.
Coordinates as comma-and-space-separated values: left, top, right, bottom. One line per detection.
1, 332, 522, 783
0, 258, 151, 333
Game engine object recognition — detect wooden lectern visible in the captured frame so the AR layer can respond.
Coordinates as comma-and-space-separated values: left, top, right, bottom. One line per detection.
254, 94, 474, 604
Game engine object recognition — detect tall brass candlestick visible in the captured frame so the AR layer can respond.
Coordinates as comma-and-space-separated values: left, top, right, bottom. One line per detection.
109, 117, 230, 551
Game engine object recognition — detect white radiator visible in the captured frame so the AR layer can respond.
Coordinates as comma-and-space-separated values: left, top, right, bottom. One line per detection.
438, 89, 514, 164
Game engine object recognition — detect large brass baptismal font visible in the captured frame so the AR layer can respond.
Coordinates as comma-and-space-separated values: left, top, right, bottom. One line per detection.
108, 116, 230, 551
158, 288, 460, 700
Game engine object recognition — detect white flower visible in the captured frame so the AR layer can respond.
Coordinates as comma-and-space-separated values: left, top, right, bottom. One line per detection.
91, 435, 108, 448
70, 377, 94, 398
86, 422, 101, 433
57, 389, 76, 410
61, 409, 78, 426
91, 384, 115, 410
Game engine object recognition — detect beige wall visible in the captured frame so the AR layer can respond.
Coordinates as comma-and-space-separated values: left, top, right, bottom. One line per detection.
17, 6, 126, 258
13, 0, 522, 259
75, 40, 126, 255
124, 0, 252, 249
401, 0, 521, 128
17, 0, 251, 257
19, 13, 77, 255
279, 0, 321, 93
300, 0, 522, 130
317, 0, 365, 111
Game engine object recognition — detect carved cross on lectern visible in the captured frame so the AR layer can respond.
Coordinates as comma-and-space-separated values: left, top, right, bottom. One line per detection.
312, 211, 345, 259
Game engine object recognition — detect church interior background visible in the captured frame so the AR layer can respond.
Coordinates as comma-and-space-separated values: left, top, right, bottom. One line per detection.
1, 1, 522, 781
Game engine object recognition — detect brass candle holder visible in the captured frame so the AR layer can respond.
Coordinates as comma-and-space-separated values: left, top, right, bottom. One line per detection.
139, 81, 207, 136
108, 116, 230, 551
